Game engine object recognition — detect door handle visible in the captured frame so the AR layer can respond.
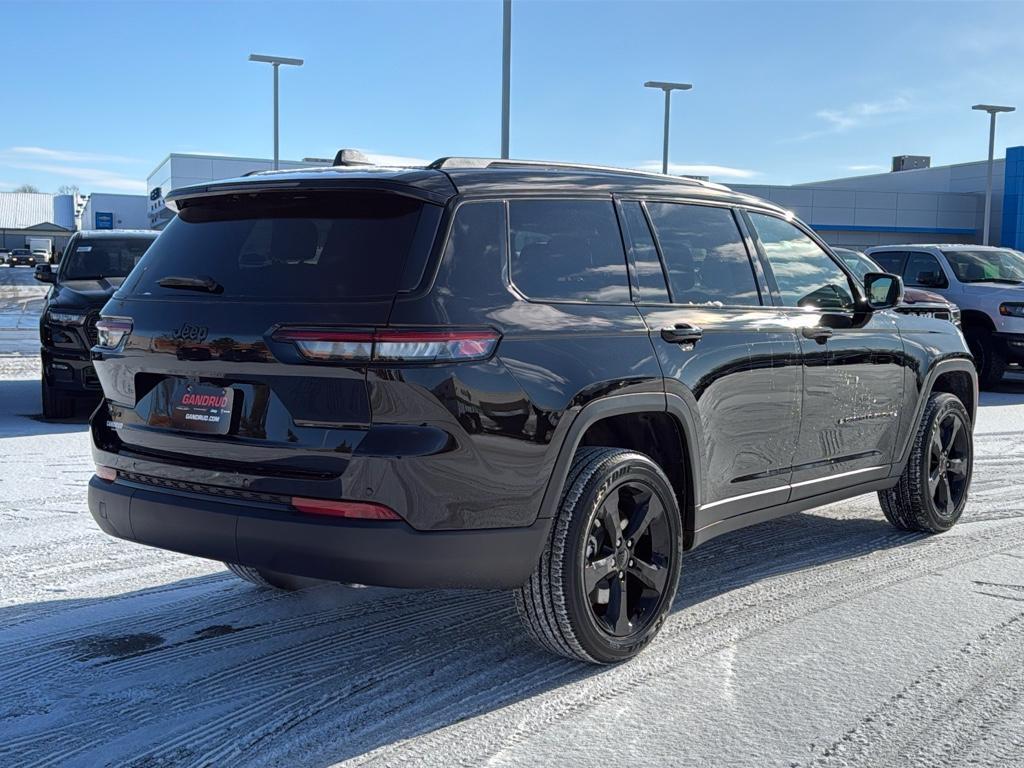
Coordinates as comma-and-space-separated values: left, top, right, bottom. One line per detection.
801, 326, 833, 344
661, 324, 703, 344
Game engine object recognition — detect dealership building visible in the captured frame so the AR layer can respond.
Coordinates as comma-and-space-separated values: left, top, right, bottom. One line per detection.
733, 148, 1024, 250
146, 153, 326, 228
79, 193, 149, 231
145, 147, 1024, 251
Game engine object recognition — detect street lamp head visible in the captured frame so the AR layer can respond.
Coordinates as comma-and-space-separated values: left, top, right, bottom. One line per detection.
972, 104, 1015, 114
644, 81, 693, 92
249, 53, 304, 67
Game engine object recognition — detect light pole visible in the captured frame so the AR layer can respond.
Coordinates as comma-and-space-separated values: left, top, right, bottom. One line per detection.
501, 0, 511, 159
644, 81, 692, 175
972, 103, 1015, 245
249, 54, 304, 170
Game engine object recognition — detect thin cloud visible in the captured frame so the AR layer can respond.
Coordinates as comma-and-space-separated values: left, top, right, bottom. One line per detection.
6, 146, 141, 164
847, 164, 887, 173
791, 96, 912, 141
2, 161, 144, 192
636, 161, 760, 180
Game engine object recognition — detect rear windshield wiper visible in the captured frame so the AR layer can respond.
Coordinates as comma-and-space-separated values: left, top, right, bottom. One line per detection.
157, 275, 224, 294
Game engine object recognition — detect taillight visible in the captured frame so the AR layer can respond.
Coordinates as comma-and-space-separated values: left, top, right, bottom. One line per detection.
291, 497, 401, 520
273, 327, 500, 363
95, 317, 133, 349
95, 465, 117, 482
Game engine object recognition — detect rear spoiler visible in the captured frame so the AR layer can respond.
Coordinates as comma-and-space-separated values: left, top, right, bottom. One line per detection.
164, 174, 454, 212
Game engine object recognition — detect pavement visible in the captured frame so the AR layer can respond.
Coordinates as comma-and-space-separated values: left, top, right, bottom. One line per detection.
0, 263, 1023, 768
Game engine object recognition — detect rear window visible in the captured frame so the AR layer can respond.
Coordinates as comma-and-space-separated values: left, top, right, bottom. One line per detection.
509, 199, 630, 303
126, 192, 437, 300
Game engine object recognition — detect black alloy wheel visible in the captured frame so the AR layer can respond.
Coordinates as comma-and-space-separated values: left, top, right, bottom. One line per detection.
516, 447, 682, 663
879, 392, 973, 533
927, 409, 970, 521
581, 481, 672, 638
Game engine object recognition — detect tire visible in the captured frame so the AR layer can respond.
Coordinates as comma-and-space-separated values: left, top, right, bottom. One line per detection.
225, 562, 301, 591
878, 392, 973, 533
41, 377, 75, 419
965, 327, 1006, 390
515, 447, 683, 664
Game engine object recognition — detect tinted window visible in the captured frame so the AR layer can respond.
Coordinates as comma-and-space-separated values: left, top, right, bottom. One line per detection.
509, 200, 630, 303
832, 248, 881, 281
749, 213, 855, 309
870, 251, 907, 275
620, 202, 669, 303
61, 237, 155, 280
646, 203, 759, 305
127, 192, 433, 300
904, 252, 947, 288
435, 201, 508, 300
942, 248, 1024, 284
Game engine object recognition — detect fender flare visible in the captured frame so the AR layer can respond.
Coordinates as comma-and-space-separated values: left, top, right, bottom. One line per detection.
535, 391, 705, 520
892, 356, 978, 472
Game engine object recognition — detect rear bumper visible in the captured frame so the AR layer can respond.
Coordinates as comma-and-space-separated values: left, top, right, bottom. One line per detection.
88, 476, 550, 589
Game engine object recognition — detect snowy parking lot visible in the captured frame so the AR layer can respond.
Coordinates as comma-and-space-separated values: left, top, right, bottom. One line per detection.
1, 265, 1023, 768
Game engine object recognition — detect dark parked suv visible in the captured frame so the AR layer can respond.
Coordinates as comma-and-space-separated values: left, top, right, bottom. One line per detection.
36, 230, 157, 418
87, 157, 977, 663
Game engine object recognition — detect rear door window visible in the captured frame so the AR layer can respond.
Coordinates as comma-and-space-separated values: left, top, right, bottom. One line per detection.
645, 202, 760, 305
870, 251, 907, 275
620, 201, 670, 303
509, 199, 630, 303
903, 251, 948, 288
125, 191, 438, 300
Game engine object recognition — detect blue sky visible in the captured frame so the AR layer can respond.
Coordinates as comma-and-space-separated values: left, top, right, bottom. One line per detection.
2, 0, 1024, 194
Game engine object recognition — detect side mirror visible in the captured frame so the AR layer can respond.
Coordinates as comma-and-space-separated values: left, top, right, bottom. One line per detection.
34, 264, 55, 284
864, 272, 902, 310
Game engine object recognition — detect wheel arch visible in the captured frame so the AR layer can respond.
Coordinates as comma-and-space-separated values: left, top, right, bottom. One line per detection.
960, 309, 996, 332
893, 358, 978, 473
536, 392, 704, 547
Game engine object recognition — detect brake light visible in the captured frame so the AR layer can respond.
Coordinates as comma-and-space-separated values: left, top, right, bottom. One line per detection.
291, 497, 401, 520
273, 327, 500, 363
95, 317, 133, 349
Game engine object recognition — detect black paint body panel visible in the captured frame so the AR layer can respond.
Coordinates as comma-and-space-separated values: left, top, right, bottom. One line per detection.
87, 165, 977, 588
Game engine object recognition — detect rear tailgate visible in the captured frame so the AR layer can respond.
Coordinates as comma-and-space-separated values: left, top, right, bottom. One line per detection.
93, 189, 443, 477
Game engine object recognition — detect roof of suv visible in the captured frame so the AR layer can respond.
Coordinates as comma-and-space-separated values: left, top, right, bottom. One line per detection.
76, 229, 158, 238
867, 244, 1011, 252
163, 160, 788, 215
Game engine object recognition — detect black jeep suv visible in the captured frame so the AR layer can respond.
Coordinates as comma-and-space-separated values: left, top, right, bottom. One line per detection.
36, 230, 157, 418
87, 157, 977, 663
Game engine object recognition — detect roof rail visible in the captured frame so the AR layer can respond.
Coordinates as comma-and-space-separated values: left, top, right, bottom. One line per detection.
426, 156, 719, 187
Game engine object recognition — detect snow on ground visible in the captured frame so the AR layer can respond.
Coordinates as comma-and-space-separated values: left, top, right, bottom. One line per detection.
0, 266, 48, 357
1, 264, 1023, 767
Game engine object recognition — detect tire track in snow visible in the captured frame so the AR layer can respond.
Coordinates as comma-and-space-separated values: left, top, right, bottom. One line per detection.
340, 519, 1024, 768
5, 515, 1019, 768
807, 606, 1024, 767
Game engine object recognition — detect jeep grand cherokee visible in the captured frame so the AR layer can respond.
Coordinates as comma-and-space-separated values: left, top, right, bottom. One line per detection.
87, 156, 977, 663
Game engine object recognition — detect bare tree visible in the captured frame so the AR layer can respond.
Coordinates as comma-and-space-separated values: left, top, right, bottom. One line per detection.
13, 184, 40, 193
57, 184, 80, 196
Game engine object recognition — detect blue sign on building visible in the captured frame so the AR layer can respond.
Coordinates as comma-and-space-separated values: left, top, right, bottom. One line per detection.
1002, 146, 1024, 250
95, 212, 114, 230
